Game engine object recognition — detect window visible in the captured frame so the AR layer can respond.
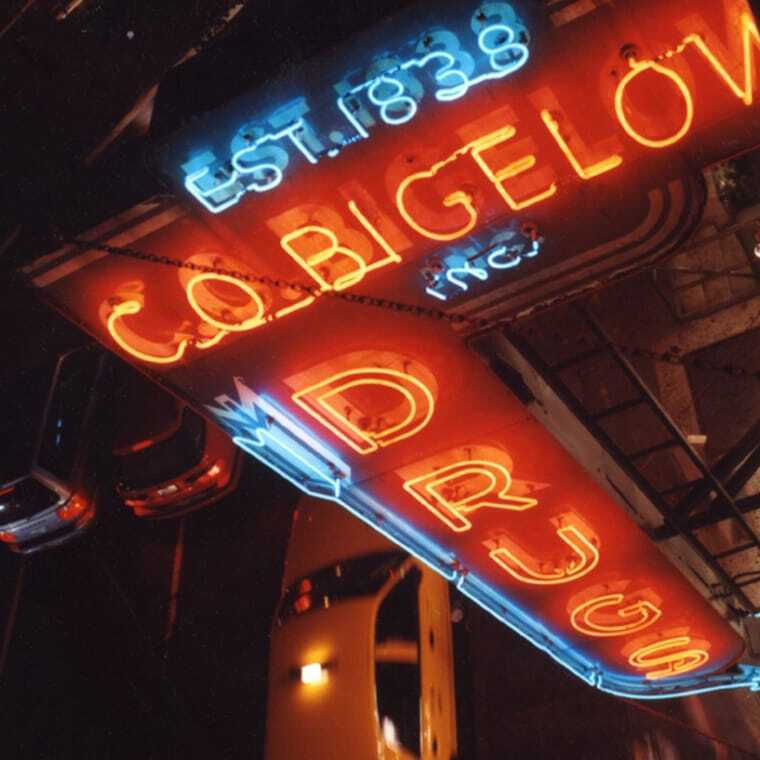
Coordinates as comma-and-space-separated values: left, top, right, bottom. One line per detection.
0, 363, 55, 483
116, 408, 206, 491
0, 477, 59, 526
375, 566, 422, 758
36, 349, 101, 481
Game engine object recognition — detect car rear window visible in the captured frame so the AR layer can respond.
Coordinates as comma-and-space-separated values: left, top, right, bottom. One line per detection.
112, 364, 184, 453
36, 349, 102, 481
376, 663, 421, 757
375, 567, 422, 757
276, 551, 406, 624
0, 477, 59, 526
116, 408, 206, 490
0, 363, 55, 483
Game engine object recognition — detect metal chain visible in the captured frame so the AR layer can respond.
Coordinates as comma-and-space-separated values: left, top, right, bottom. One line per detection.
63, 236, 760, 381
64, 237, 491, 329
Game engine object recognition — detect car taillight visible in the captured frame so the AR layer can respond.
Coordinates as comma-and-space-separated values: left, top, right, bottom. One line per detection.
0, 531, 16, 543
293, 594, 312, 614
57, 495, 88, 521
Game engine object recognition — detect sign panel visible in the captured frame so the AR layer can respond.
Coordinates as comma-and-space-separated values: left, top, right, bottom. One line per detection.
26, 0, 760, 698
159, 0, 760, 317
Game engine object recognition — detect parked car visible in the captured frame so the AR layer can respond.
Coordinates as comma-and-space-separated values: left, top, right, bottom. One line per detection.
266, 496, 459, 760
111, 365, 241, 518
0, 345, 110, 554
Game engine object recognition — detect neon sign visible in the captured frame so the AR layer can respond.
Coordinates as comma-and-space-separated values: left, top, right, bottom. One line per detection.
29, 0, 760, 699
569, 588, 663, 638
402, 459, 538, 532
198, 368, 760, 698
627, 637, 711, 681
182, 8, 532, 215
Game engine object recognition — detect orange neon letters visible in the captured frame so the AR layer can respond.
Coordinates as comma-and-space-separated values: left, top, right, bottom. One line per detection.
470, 126, 557, 210
402, 460, 538, 533
489, 523, 599, 586
614, 57, 694, 150
570, 593, 662, 638
280, 201, 403, 291
347, 201, 403, 271
106, 300, 191, 365
291, 367, 436, 454
185, 273, 269, 332
628, 637, 710, 681
540, 110, 623, 180
280, 225, 370, 291
686, 13, 760, 106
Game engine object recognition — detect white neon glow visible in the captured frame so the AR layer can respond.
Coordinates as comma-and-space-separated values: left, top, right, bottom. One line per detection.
425, 286, 448, 301
446, 263, 489, 291
487, 246, 521, 269
185, 18, 531, 213
184, 166, 244, 215
424, 234, 542, 301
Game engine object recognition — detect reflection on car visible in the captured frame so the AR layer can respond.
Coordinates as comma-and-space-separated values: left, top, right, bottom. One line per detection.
266, 496, 459, 760
112, 365, 241, 518
0, 346, 109, 554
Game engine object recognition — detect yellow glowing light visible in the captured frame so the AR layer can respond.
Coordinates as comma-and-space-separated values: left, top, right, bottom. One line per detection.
470, 126, 557, 211
291, 368, 435, 455
490, 525, 599, 586
403, 460, 538, 533
540, 109, 622, 180
281, 225, 368, 291
300, 662, 327, 685
107, 300, 190, 365
614, 57, 694, 149
570, 593, 662, 638
628, 637, 710, 681
687, 14, 760, 106
185, 273, 268, 332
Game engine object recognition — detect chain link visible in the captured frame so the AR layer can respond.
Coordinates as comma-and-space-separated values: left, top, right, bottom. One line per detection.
64, 236, 760, 381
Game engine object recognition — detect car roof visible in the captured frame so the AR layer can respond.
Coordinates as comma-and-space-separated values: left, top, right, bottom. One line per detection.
283, 496, 396, 588
112, 364, 184, 453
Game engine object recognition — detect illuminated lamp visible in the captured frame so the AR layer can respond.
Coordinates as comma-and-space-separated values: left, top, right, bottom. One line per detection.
0, 531, 17, 543
300, 662, 327, 685
57, 495, 88, 522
